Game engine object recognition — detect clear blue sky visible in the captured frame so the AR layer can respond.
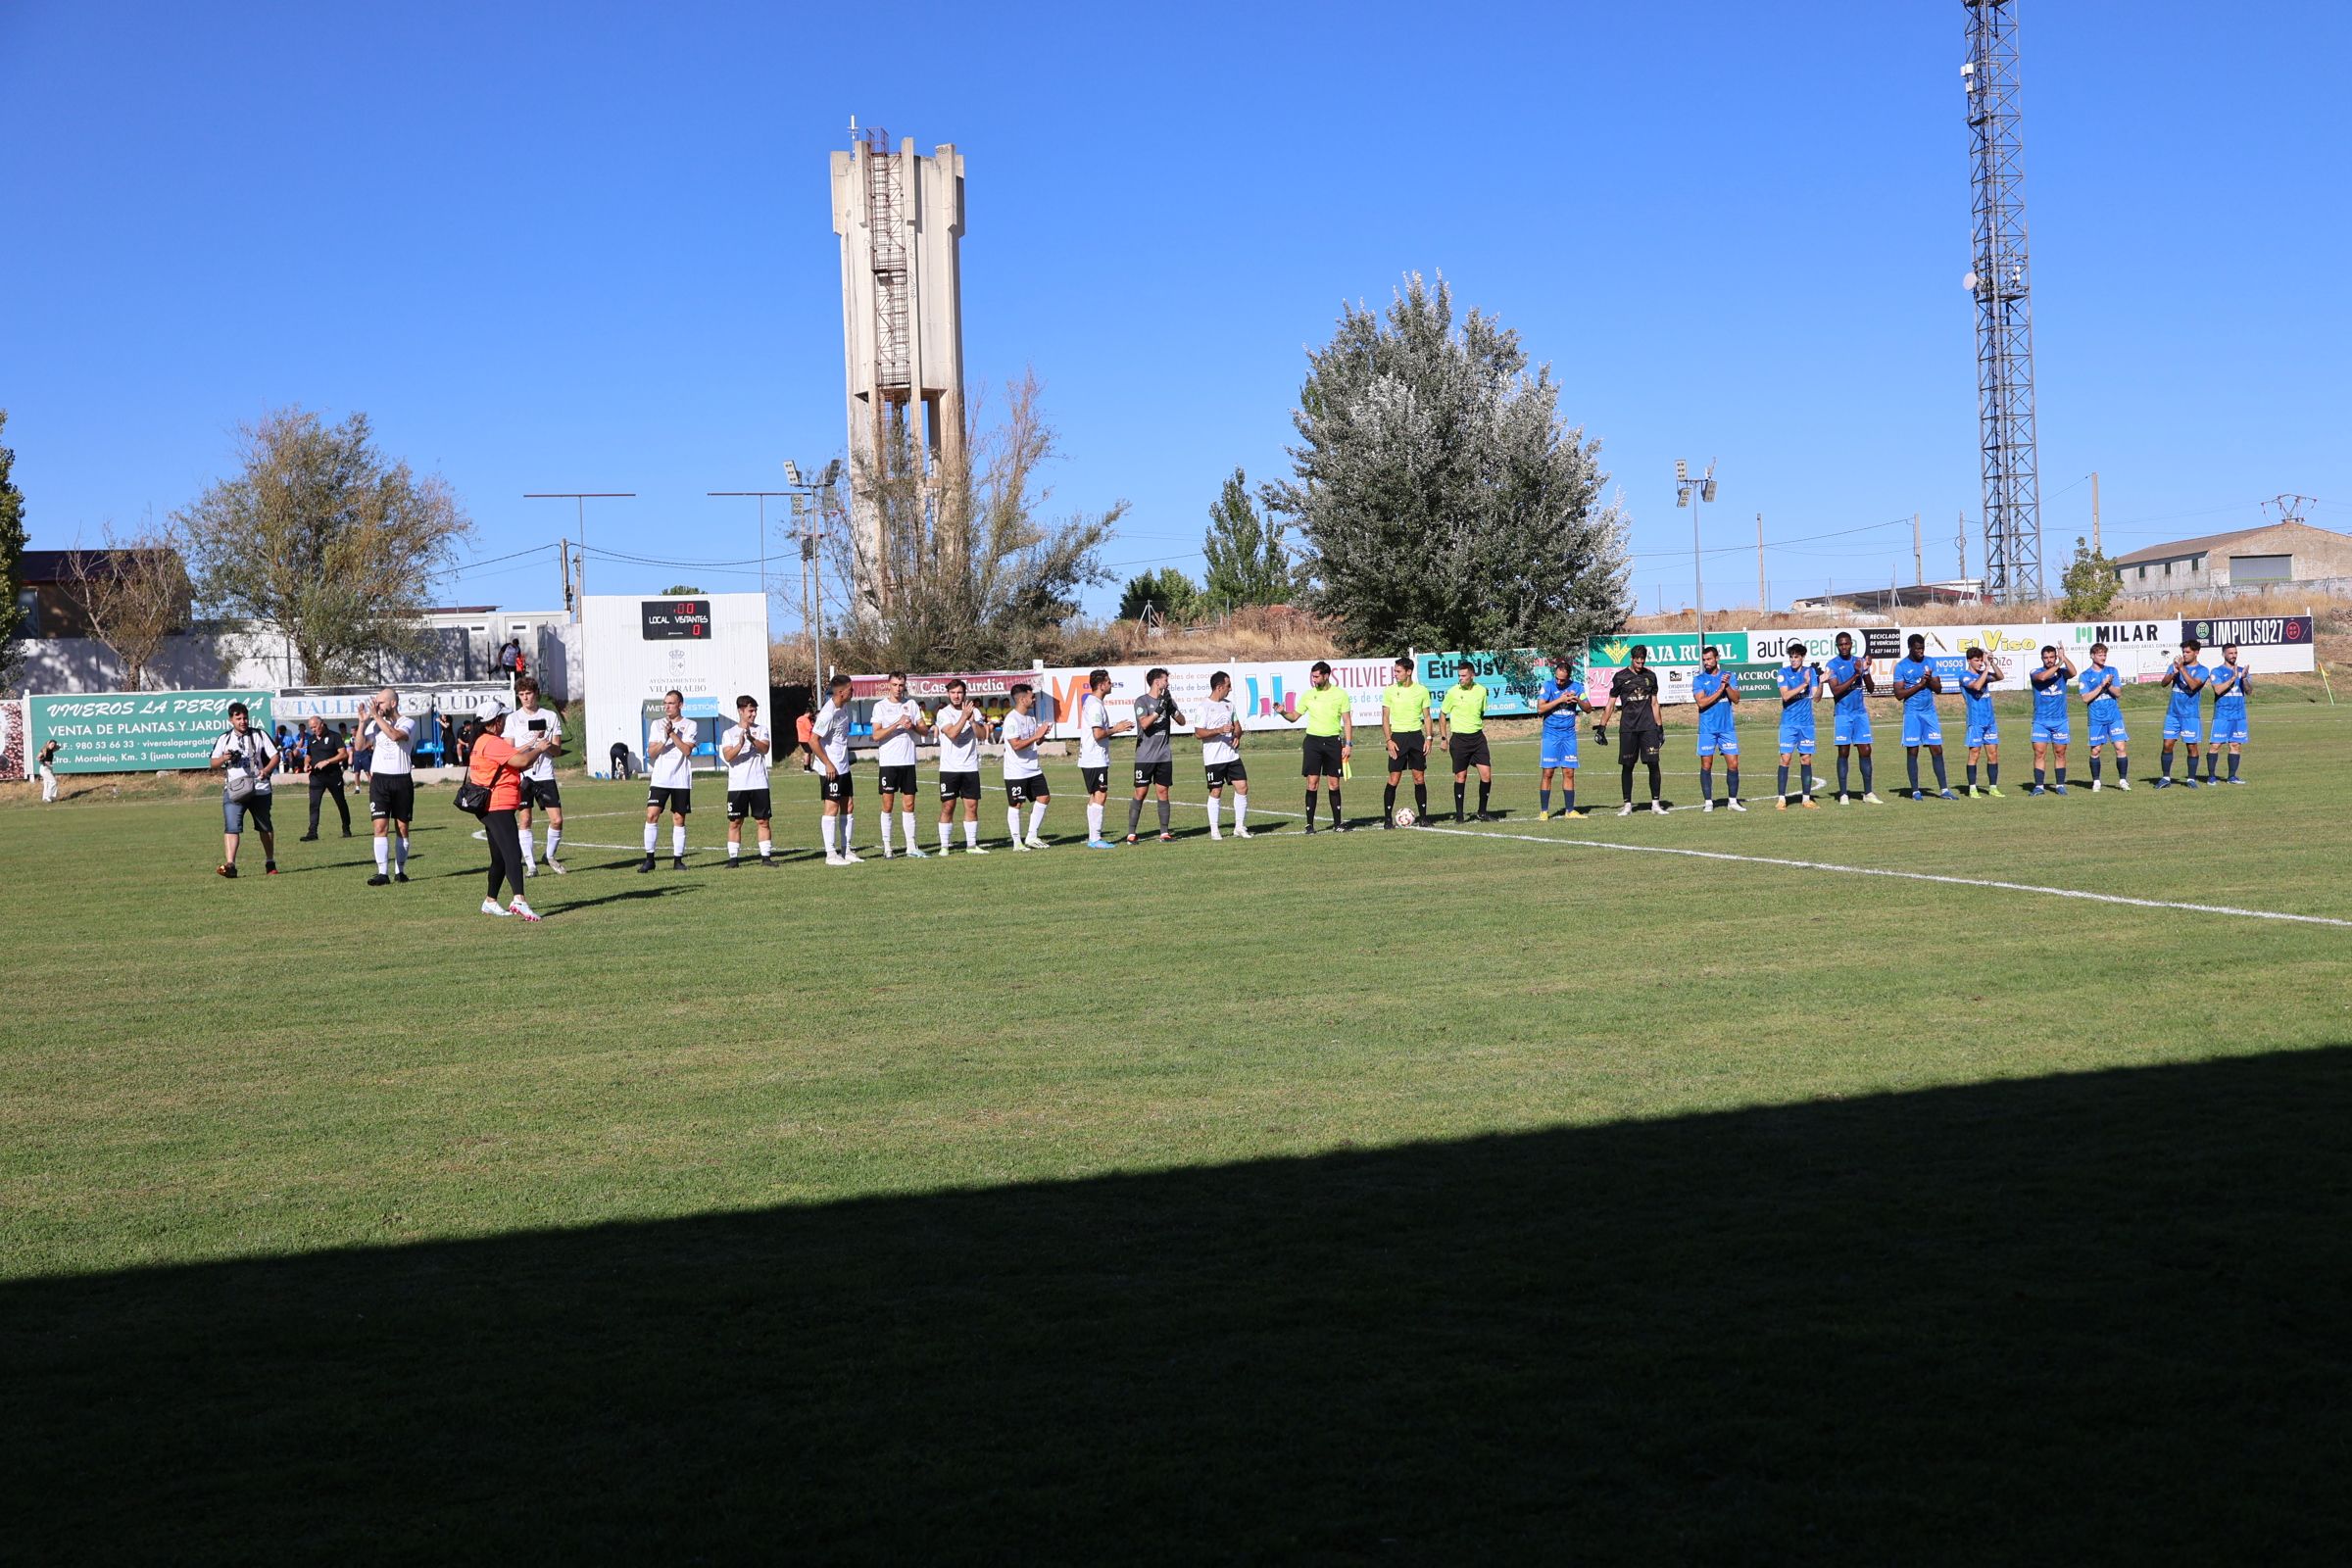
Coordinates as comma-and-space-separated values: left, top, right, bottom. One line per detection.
6, 1, 2347, 627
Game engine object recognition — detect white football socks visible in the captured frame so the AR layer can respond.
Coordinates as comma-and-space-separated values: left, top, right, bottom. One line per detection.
880, 814, 895, 854
1207, 797, 1223, 835
962, 819, 978, 849
395, 835, 409, 871
670, 823, 685, 858
1006, 807, 1022, 843
901, 809, 917, 848
546, 826, 561, 858
1087, 803, 1103, 840
373, 837, 389, 874
820, 815, 838, 855
1235, 795, 1250, 830
643, 821, 658, 854
1029, 800, 1049, 838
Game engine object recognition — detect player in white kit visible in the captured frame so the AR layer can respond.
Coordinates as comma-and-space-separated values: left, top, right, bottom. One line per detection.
1195, 670, 1252, 840
361, 687, 416, 886
810, 673, 861, 865
639, 688, 696, 872
720, 693, 777, 866
869, 672, 930, 859
1077, 667, 1131, 850
1000, 683, 1052, 849
509, 675, 566, 874
931, 678, 991, 855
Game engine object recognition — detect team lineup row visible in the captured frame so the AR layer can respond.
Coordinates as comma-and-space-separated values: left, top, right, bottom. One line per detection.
200, 633, 2267, 889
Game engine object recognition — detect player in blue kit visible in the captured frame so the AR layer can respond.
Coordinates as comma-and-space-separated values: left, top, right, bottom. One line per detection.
2154, 639, 2208, 788
1959, 646, 2006, 797
1774, 642, 1820, 810
1691, 645, 1746, 812
2204, 642, 2251, 783
1822, 631, 1881, 805
2028, 644, 2075, 795
2080, 641, 2131, 791
1891, 633, 1956, 801
1535, 655, 1587, 819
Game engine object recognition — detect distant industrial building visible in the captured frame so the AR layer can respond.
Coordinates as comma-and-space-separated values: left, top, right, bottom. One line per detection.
1790, 580, 1986, 613
2112, 520, 2352, 599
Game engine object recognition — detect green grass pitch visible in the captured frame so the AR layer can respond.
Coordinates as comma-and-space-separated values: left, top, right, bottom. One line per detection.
4, 686, 2348, 1561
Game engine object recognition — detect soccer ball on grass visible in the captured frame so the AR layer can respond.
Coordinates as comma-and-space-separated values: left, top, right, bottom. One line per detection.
1393, 807, 1417, 827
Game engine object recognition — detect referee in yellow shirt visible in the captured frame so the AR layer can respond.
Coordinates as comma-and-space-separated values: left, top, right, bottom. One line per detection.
1438, 662, 1494, 820
1380, 655, 1432, 828
1279, 659, 1355, 833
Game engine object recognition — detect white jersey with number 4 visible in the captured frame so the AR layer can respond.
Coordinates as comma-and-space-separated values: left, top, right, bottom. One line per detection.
1001, 710, 1044, 780
935, 705, 983, 772
649, 716, 697, 789
872, 698, 921, 768
723, 722, 770, 789
1078, 694, 1111, 769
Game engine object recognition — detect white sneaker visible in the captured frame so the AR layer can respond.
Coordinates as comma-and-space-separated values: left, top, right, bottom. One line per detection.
524, 861, 538, 877
1702, 801, 1716, 813
825, 853, 848, 866
839, 850, 863, 863
1235, 826, 1252, 838
2118, 778, 2132, 791
1650, 801, 1668, 814
965, 844, 989, 855
1861, 793, 1885, 805
510, 899, 541, 922
906, 845, 929, 858
2090, 779, 2102, 792
1012, 841, 1032, 852
1616, 802, 1634, 816
1024, 835, 1051, 850
1209, 829, 1223, 840
481, 899, 511, 916
878, 847, 895, 859
545, 858, 567, 875
1728, 798, 1747, 812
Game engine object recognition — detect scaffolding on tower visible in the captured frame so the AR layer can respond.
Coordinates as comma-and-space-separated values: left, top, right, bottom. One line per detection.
1963, 0, 2043, 606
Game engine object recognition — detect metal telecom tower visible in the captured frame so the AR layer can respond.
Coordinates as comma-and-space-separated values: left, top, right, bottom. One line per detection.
1962, 0, 2042, 605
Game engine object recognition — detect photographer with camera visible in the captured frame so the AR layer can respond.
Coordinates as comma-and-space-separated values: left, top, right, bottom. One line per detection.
466, 696, 558, 920
360, 687, 416, 885
209, 701, 279, 878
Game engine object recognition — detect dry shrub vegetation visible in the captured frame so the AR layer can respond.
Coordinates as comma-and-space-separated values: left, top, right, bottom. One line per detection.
777, 591, 2350, 682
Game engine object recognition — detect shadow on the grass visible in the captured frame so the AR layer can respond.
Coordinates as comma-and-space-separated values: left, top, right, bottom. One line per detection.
7, 1049, 2346, 1562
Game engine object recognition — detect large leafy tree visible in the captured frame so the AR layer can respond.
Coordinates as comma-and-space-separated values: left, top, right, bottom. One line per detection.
1116, 566, 1200, 625
835, 372, 1120, 670
1200, 467, 1295, 610
1269, 272, 1629, 658
0, 410, 27, 692
2057, 535, 2119, 618
60, 523, 192, 691
175, 407, 471, 683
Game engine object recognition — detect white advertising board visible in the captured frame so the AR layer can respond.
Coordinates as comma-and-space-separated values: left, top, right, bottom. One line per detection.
581, 593, 771, 777
1036, 658, 1396, 739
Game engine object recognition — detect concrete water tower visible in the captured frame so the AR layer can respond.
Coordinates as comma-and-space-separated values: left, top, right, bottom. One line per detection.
830, 124, 966, 603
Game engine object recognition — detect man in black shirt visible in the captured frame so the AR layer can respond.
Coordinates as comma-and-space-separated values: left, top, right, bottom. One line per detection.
1599, 645, 1666, 815
299, 715, 352, 839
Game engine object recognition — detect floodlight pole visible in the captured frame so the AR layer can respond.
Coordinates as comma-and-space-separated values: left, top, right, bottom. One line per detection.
1675, 460, 1718, 648
524, 492, 635, 618
706, 491, 796, 631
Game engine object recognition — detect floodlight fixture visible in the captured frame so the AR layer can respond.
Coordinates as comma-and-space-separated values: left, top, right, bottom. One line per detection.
782, 460, 804, 486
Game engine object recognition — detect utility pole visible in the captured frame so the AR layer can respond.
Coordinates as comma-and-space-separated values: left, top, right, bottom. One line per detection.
1913, 512, 1924, 587
1756, 513, 1766, 612
706, 491, 797, 631
558, 539, 573, 613
2090, 469, 2101, 554
523, 493, 635, 618
1956, 513, 1968, 583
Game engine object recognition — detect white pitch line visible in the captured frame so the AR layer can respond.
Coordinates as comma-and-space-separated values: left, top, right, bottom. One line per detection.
1409, 820, 2352, 929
